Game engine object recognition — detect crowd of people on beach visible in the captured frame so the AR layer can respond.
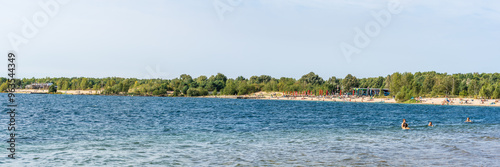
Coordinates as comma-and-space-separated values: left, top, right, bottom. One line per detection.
401, 117, 472, 129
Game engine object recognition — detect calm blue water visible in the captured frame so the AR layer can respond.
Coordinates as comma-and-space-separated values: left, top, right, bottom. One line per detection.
1, 94, 499, 166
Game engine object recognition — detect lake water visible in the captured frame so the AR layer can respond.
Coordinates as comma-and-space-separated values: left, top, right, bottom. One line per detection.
1, 94, 499, 166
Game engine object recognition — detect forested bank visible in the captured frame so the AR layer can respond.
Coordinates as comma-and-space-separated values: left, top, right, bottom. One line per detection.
2, 71, 500, 102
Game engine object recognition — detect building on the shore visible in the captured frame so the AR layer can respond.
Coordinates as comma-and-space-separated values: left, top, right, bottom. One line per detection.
25, 83, 53, 89
353, 88, 390, 96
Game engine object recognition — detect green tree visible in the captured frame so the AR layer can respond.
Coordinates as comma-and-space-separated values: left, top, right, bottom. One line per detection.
0, 82, 8, 92
181, 85, 189, 95
479, 85, 491, 99
468, 80, 479, 96
213, 73, 228, 87
395, 86, 410, 102
258, 75, 272, 84
80, 78, 88, 90
235, 76, 246, 82
223, 79, 237, 95
237, 81, 249, 95
56, 80, 63, 89
492, 84, 500, 99
459, 90, 468, 97
186, 88, 199, 97
212, 80, 225, 91
94, 84, 101, 91
342, 74, 359, 92
196, 75, 208, 88
62, 81, 69, 90
389, 73, 402, 95
379, 86, 385, 96
180, 74, 193, 83
249, 76, 259, 84
299, 72, 324, 85
198, 87, 208, 96
213, 88, 218, 96
172, 89, 180, 97
49, 84, 57, 93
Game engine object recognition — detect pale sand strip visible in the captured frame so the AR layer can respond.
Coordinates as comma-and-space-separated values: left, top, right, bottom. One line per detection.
207, 91, 500, 107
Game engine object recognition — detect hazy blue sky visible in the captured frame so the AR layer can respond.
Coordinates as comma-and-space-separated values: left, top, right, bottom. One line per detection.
1, 0, 499, 79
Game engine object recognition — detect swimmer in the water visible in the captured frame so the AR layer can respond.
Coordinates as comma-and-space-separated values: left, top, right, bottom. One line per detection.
465, 117, 472, 122
428, 121, 434, 127
401, 119, 410, 129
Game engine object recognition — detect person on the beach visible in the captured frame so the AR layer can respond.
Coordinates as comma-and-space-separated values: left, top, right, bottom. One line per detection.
402, 119, 410, 129
428, 122, 434, 127
465, 117, 472, 122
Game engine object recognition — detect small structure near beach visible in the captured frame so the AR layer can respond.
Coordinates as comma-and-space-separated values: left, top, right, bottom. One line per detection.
25, 83, 53, 89
353, 88, 390, 96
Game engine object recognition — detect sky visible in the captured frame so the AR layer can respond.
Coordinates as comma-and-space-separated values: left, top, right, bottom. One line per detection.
0, 0, 499, 79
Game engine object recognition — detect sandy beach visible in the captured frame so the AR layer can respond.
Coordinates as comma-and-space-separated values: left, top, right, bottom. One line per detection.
208, 91, 500, 107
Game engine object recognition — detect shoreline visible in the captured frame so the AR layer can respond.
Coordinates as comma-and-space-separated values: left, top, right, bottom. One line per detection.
204, 95, 500, 107
10, 89, 500, 107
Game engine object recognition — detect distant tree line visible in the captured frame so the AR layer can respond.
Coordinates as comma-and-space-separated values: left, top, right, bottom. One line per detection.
1, 71, 499, 102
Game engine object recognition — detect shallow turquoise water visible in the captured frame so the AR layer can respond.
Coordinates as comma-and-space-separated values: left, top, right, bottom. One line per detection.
1, 94, 499, 166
